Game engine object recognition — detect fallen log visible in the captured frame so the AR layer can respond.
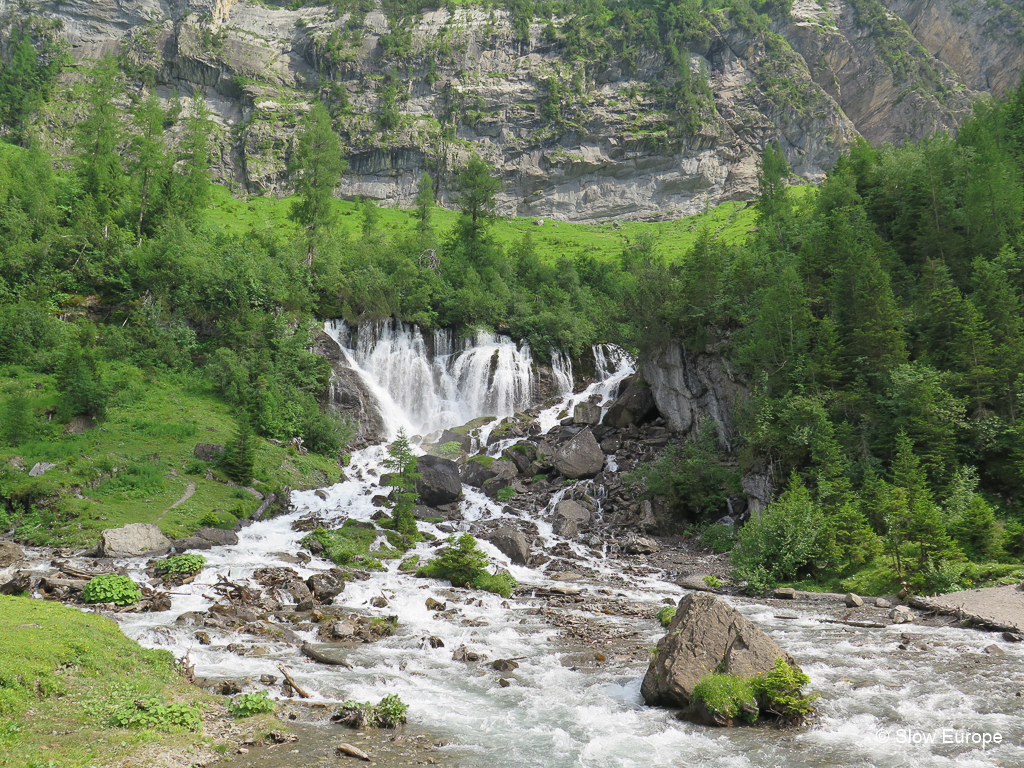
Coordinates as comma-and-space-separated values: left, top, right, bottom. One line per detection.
301, 642, 353, 669
816, 618, 887, 629
336, 743, 371, 761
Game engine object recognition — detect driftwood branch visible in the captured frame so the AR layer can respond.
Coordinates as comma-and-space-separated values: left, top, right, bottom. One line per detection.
277, 665, 311, 698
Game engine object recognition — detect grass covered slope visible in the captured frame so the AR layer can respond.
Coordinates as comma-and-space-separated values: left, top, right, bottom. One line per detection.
0, 365, 342, 549
0, 596, 218, 768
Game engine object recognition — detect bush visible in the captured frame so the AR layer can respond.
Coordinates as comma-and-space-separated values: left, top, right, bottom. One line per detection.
109, 697, 202, 731
472, 570, 517, 598
495, 486, 516, 502
417, 533, 489, 586
656, 605, 676, 626
703, 575, 722, 589
697, 523, 736, 553
198, 509, 238, 529
692, 673, 758, 724
155, 554, 206, 577
183, 458, 208, 475
228, 691, 275, 718
333, 694, 408, 728
751, 658, 818, 723
82, 575, 141, 606
731, 475, 822, 592
437, 440, 463, 457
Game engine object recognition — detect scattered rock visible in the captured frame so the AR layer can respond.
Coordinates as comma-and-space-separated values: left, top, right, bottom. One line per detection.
336, 743, 371, 761
194, 631, 211, 645
174, 536, 213, 551
874, 598, 892, 609
677, 575, 716, 592
64, 415, 97, 434
452, 645, 485, 662
984, 644, 1006, 656
624, 535, 659, 555
437, 428, 472, 454
773, 587, 797, 599
425, 597, 445, 611
1002, 631, 1024, 643
307, 571, 346, 602
28, 462, 57, 477
845, 593, 865, 608
415, 455, 463, 506
492, 658, 519, 672
193, 444, 225, 462
260, 674, 278, 685
461, 458, 498, 488
888, 606, 913, 624
487, 527, 530, 566
552, 500, 591, 538
499, 677, 512, 687
553, 428, 605, 479
641, 593, 800, 708
7, 456, 25, 470
573, 402, 601, 425
314, 489, 330, 501
428, 635, 445, 648
369, 596, 389, 608
0, 541, 25, 568
214, 679, 243, 695
98, 523, 172, 557
898, 633, 932, 652
195, 527, 239, 546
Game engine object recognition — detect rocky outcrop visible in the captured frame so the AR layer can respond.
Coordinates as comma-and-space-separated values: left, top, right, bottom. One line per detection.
17, 0, 1018, 222
641, 342, 747, 449
0, 540, 24, 568
552, 428, 604, 479
641, 593, 799, 708
314, 330, 387, 443
414, 455, 462, 506
97, 523, 173, 557
601, 375, 658, 428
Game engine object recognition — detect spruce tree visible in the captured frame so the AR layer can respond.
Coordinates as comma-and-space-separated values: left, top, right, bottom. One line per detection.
289, 102, 346, 267
74, 56, 127, 218
130, 89, 170, 240
223, 415, 256, 485
384, 429, 420, 536
414, 172, 434, 233
890, 430, 960, 567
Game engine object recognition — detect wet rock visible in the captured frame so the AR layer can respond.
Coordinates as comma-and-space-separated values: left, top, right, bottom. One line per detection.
487, 527, 530, 566
461, 458, 497, 488
98, 523, 172, 557
492, 658, 519, 672
898, 633, 931, 652
482, 476, 513, 499
676, 575, 716, 592
370, 596, 389, 608
314, 489, 330, 501
196, 527, 239, 546
502, 446, 534, 475
413, 505, 441, 520
602, 375, 657, 428
415, 455, 463, 506
260, 674, 278, 685
888, 606, 913, 624
599, 436, 621, 454
173, 536, 213, 552
573, 402, 602, 425
1003, 632, 1024, 643
307, 571, 346, 602
641, 593, 800, 708
452, 645, 485, 662
0, 541, 24, 568
215, 679, 243, 695
533, 441, 555, 471
0, 571, 30, 595
773, 587, 797, 599
552, 500, 591, 538
425, 597, 445, 611
499, 677, 512, 687
984, 644, 1006, 656
428, 635, 445, 648
875, 598, 892, 608
193, 444, 225, 462
330, 620, 358, 639
845, 593, 865, 608
194, 630, 211, 645
437, 428, 472, 454
553, 428, 604, 479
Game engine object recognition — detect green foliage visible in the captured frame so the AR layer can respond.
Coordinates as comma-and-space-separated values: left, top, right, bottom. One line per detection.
198, 509, 239, 529
301, 520, 402, 567
495, 486, 517, 502
384, 428, 420, 536
417, 533, 490, 586
703, 574, 722, 589
335, 693, 408, 728
227, 691, 275, 719
154, 554, 206, 577
697, 523, 736, 553
656, 605, 676, 626
472, 570, 518, 598
82, 575, 141, 606
109, 697, 202, 731
289, 102, 347, 266
750, 658, 818, 723
732, 475, 822, 592
692, 673, 758, 723
221, 416, 256, 485
437, 440, 462, 457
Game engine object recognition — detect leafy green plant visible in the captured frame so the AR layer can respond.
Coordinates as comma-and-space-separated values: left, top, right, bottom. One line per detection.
108, 697, 202, 731
692, 673, 758, 724
333, 693, 408, 728
751, 658, 818, 723
227, 691, 275, 719
472, 571, 517, 598
703, 575, 722, 589
697, 523, 736, 553
656, 605, 676, 626
155, 554, 206, 577
82, 575, 141, 606
495, 486, 516, 502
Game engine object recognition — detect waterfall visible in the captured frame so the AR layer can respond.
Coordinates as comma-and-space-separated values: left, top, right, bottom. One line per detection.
324, 319, 534, 439
550, 348, 574, 395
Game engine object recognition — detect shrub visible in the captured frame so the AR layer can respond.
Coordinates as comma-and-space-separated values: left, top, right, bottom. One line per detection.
82, 575, 141, 606
398, 555, 420, 572
751, 658, 818, 723
472, 570, 517, 598
495, 486, 516, 502
417, 533, 489, 586
657, 605, 676, 626
692, 673, 758, 724
109, 698, 202, 731
155, 554, 206, 577
183, 458, 208, 475
333, 694, 408, 728
703, 575, 722, 589
228, 691, 275, 718
697, 523, 736, 553
732, 475, 822, 593
198, 509, 238, 529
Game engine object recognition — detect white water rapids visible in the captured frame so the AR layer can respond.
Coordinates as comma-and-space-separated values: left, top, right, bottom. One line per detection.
101, 324, 1021, 768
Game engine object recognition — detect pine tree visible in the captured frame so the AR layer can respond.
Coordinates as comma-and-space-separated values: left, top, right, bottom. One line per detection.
173, 94, 212, 221
289, 102, 346, 267
55, 327, 107, 421
413, 172, 434, 233
755, 141, 793, 248
384, 429, 420, 536
222, 415, 256, 485
74, 56, 127, 218
453, 154, 501, 255
890, 430, 960, 567
0, 391, 35, 446
130, 89, 170, 241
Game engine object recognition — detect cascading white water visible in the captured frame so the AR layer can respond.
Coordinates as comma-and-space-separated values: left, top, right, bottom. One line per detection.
325, 319, 534, 439
97, 330, 1023, 768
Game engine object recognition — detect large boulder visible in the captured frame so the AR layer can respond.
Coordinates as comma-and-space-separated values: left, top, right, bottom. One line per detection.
98, 523, 172, 558
601, 375, 657, 428
487, 527, 530, 566
415, 455, 463, 506
0, 540, 24, 568
641, 593, 799, 708
461, 458, 497, 488
174, 536, 214, 552
553, 428, 604, 479
437, 429, 472, 454
573, 402, 602, 425
552, 500, 591, 538
195, 527, 239, 546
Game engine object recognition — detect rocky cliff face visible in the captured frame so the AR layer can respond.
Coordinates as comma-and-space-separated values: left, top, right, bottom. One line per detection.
7, 0, 1022, 220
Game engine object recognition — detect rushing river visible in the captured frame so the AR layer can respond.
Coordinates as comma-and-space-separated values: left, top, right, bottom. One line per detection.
104, 323, 1024, 768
